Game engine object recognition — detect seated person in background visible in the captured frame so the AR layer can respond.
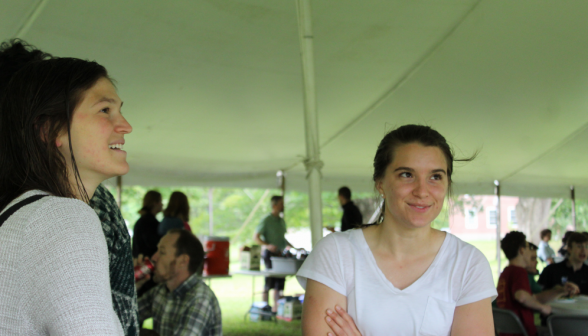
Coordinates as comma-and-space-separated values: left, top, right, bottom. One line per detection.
159, 191, 191, 236
539, 232, 588, 295
557, 231, 573, 258
337, 186, 363, 232
537, 229, 555, 265
496, 231, 551, 336
527, 243, 579, 302
527, 243, 543, 294
136, 229, 221, 336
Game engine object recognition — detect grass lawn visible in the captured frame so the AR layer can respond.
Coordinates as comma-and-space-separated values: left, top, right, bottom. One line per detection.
146, 238, 558, 335
209, 270, 304, 336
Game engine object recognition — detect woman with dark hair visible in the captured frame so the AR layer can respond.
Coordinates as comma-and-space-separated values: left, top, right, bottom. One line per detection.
133, 190, 163, 259
0, 39, 139, 336
159, 191, 192, 235
132, 190, 163, 297
298, 125, 497, 335
0, 41, 131, 334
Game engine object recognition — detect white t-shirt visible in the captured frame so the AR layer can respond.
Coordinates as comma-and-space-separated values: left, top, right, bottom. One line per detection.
297, 229, 497, 336
0, 190, 123, 335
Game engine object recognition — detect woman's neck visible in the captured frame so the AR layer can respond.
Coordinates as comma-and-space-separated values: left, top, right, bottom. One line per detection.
368, 219, 439, 258
68, 171, 100, 202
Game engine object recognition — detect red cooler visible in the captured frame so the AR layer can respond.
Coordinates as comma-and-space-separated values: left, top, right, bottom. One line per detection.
203, 236, 230, 276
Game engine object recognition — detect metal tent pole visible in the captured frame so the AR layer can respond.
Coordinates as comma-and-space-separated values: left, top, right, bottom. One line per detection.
494, 180, 501, 276
296, 0, 323, 247
571, 186, 576, 230
208, 188, 214, 236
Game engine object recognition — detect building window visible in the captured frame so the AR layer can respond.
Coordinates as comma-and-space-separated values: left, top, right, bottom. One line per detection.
487, 208, 497, 228
508, 207, 518, 228
465, 208, 478, 229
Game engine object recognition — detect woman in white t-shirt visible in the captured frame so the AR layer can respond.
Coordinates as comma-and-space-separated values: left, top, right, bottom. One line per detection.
297, 125, 497, 336
0, 41, 131, 335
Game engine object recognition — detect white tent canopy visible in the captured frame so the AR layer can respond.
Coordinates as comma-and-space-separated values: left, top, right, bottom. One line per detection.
3, 0, 588, 199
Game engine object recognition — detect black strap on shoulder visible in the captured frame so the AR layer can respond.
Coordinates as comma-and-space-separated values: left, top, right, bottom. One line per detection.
0, 195, 48, 228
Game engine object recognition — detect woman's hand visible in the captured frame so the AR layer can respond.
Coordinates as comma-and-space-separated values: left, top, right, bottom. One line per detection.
325, 305, 362, 336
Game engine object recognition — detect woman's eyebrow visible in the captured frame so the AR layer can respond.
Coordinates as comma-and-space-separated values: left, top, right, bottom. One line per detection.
393, 167, 447, 174
393, 167, 414, 172
92, 97, 122, 107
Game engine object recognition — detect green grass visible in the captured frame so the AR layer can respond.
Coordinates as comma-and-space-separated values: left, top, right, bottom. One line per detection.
145, 239, 559, 335
208, 269, 304, 336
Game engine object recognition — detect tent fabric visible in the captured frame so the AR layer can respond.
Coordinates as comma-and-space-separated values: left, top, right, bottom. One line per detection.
3, 0, 588, 198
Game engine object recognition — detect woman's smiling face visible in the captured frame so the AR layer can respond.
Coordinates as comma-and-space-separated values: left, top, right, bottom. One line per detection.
57, 77, 132, 185
377, 142, 449, 229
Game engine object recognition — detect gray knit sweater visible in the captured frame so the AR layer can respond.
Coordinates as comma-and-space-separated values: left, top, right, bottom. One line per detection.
0, 190, 123, 335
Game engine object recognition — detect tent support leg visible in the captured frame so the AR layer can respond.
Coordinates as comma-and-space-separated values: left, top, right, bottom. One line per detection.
209, 188, 214, 236
494, 180, 501, 277
296, 0, 323, 247
571, 186, 576, 230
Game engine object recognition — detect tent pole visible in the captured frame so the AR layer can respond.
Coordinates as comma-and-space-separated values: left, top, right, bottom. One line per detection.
208, 188, 214, 236
296, 0, 323, 247
494, 180, 501, 276
277, 170, 286, 220
571, 186, 576, 230
116, 176, 122, 209
15, 0, 50, 38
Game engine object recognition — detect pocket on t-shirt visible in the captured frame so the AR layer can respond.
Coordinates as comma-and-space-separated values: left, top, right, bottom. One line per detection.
419, 296, 456, 336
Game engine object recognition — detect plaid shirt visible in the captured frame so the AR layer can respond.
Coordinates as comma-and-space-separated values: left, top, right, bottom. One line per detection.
138, 273, 222, 336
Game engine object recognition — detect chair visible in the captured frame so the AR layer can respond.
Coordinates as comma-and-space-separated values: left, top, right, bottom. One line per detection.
492, 307, 529, 336
547, 314, 588, 336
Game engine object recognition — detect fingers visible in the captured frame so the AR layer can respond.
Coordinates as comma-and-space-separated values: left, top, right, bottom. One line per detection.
326, 307, 361, 336
325, 310, 347, 336
335, 305, 357, 328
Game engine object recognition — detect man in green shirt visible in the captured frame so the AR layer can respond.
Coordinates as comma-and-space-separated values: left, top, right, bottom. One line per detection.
253, 195, 298, 312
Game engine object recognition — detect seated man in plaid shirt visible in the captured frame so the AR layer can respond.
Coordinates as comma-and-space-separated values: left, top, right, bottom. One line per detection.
136, 229, 221, 336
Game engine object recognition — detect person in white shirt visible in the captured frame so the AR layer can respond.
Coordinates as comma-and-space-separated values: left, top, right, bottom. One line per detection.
0, 40, 131, 335
297, 125, 497, 336
537, 229, 556, 265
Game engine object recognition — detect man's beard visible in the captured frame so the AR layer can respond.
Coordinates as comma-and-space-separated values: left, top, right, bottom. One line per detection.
153, 259, 177, 284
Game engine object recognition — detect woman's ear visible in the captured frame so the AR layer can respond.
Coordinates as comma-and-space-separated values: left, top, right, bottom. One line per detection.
55, 138, 62, 147
376, 180, 384, 196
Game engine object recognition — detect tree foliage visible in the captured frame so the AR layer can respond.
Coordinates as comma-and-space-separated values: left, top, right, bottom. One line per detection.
549, 198, 588, 239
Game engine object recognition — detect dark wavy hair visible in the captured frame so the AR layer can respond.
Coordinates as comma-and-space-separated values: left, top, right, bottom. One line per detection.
501, 231, 527, 260
370, 124, 476, 224
0, 39, 52, 96
163, 191, 190, 221
0, 41, 110, 211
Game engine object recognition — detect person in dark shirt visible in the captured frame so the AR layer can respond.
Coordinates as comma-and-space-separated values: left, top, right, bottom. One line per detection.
539, 232, 588, 295
133, 190, 163, 297
338, 186, 363, 232
557, 230, 573, 258
527, 242, 578, 301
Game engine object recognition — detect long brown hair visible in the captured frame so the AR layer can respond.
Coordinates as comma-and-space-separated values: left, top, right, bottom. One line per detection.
163, 191, 190, 221
0, 43, 110, 211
